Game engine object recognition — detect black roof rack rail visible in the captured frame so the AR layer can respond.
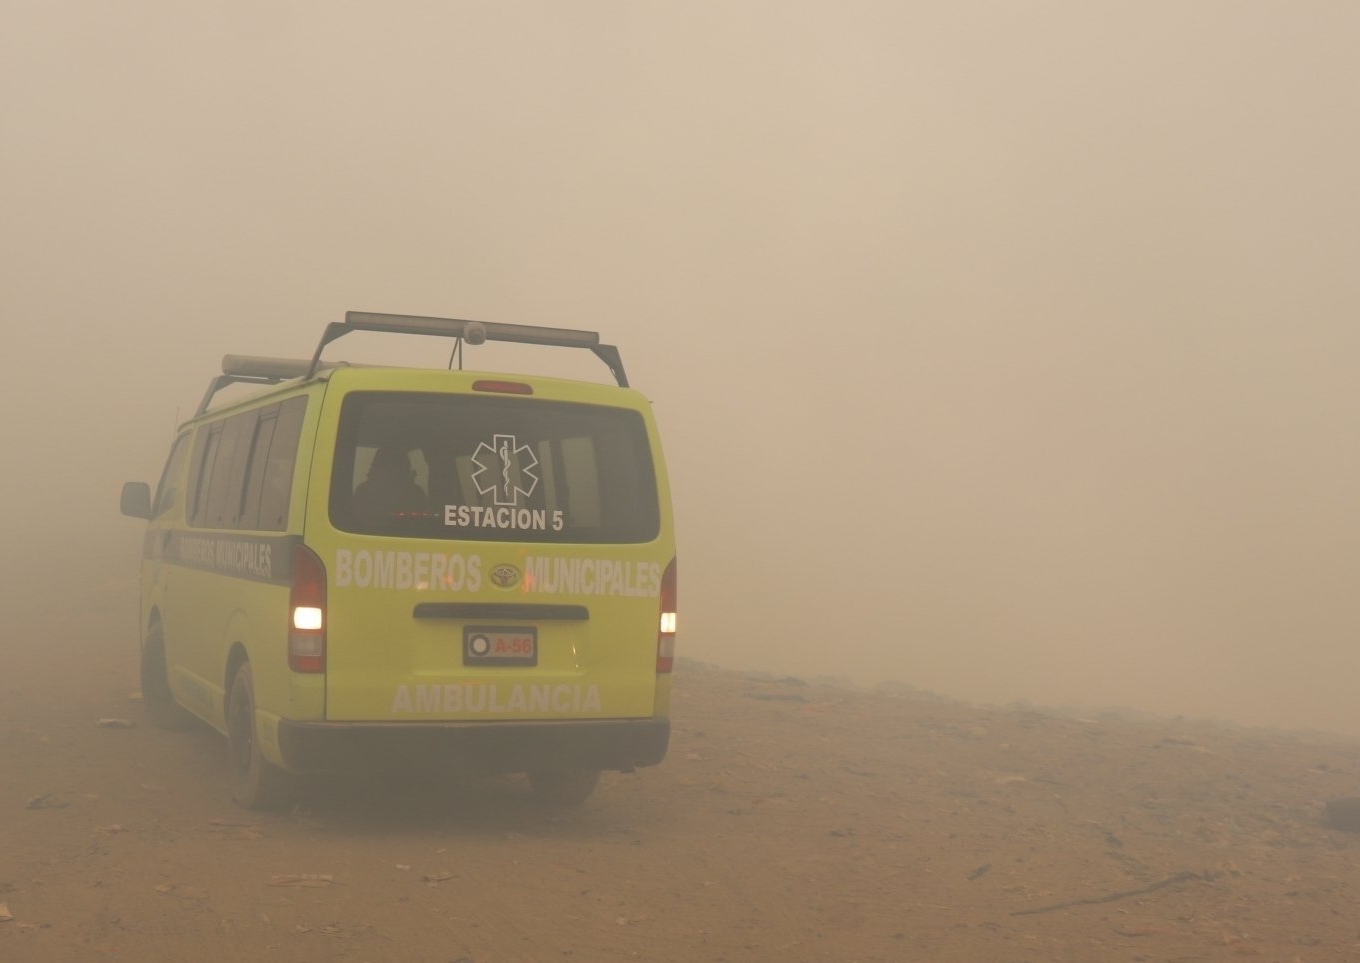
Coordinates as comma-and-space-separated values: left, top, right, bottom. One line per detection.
307, 311, 629, 387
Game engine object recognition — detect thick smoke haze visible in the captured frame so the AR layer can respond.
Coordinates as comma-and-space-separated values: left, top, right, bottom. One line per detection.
3, 3, 1358, 733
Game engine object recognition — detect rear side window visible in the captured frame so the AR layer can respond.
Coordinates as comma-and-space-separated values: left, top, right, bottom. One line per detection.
329, 392, 659, 544
188, 423, 224, 526
201, 411, 256, 528
237, 397, 308, 531
187, 396, 308, 531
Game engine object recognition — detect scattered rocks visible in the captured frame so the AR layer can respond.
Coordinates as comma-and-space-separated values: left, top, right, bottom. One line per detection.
24, 793, 68, 810
268, 874, 335, 887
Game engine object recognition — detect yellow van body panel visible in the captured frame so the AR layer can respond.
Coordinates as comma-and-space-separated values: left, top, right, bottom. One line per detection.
297, 367, 674, 725
132, 352, 674, 785
140, 383, 327, 733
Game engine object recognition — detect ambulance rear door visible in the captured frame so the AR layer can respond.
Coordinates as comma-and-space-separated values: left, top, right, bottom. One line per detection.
307, 374, 672, 724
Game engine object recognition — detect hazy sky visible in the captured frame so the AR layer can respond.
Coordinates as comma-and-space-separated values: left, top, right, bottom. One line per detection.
4, 2, 1359, 733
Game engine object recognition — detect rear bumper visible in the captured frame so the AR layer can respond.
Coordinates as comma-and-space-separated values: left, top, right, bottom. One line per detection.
276, 717, 670, 775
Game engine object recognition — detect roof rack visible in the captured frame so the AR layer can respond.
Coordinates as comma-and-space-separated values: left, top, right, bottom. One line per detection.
194, 311, 631, 416
194, 356, 348, 416
308, 311, 629, 387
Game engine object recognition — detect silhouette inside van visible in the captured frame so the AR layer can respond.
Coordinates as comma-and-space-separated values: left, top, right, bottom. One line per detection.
351, 447, 428, 525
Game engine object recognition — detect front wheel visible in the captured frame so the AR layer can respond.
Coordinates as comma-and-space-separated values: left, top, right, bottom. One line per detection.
226, 663, 292, 810
528, 768, 600, 809
140, 623, 193, 730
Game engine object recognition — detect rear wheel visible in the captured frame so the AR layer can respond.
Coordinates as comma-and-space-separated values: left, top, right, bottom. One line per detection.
226, 663, 292, 810
140, 623, 192, 730
528, 768, 600, 808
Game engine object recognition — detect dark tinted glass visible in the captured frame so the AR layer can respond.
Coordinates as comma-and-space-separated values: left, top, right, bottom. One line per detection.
257, 397, 307, 531
187, 396, 307, 531
237, 410, 278, 531
187, 423, 222, 527
202, 411, 255, 528
329, 392, 659, 543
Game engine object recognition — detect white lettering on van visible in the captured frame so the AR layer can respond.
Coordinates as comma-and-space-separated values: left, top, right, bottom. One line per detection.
522, 557, 660, 598
214, 540, 272, 579
334, 550, 483, 592
443, 504, 561, 532
174, 535, 273, 579
416, 686, 443, 712
374, 551, 395, 587
389, 683, 602, 715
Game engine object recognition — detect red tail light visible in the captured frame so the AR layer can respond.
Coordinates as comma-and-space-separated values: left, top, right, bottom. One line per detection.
657, 557, 677, 673
289, 545, 327, 673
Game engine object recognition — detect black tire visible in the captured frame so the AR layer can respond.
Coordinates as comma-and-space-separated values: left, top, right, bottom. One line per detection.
528, 768, 601, 809
140, 623, 193, 730
226, 663, 292, 810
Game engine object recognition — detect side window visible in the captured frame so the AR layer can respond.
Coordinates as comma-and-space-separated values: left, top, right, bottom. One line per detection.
237, 408, 280, 531
187, 399, 307, 531
201, 411, 256, 529
188, 423, 223, 527
151, 433, 192, 518
256, 396, 308, 531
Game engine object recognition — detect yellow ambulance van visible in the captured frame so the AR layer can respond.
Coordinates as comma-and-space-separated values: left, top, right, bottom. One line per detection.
120, 312, 676, 809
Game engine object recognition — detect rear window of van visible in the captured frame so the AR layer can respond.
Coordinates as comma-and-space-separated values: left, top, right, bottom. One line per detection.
328, 392, 660, 544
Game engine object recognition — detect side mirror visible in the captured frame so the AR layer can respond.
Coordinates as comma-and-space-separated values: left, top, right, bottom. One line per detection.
121, 482, 152, 520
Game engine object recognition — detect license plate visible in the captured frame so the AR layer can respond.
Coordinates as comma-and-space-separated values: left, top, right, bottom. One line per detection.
464, 626, 537, 667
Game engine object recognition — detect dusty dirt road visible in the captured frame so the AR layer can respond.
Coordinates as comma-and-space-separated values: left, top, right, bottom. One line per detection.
5, 579, 1360, 962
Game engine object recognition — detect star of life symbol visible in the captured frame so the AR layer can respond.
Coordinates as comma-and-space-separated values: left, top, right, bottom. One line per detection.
470, 434, 539, 506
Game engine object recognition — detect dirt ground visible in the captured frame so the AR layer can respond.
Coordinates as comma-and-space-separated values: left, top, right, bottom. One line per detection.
5, 581, 1360, 962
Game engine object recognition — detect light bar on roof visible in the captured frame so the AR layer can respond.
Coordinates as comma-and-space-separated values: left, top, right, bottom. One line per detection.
221, 355, 316, 380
